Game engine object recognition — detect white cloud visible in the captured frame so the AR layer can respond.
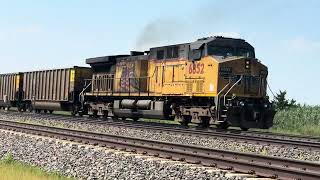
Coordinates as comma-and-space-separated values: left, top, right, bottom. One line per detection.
288, 37, 320, 53
0, 25, 42, 46
15, 25, 41, 34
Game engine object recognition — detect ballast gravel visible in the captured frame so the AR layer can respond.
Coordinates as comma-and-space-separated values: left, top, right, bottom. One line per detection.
1, 112, 320, 162
0, 130, 242, 180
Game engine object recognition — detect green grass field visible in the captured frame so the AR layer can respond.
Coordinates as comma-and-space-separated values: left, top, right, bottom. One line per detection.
0, 154, 71, 180
268, 105, 320, 137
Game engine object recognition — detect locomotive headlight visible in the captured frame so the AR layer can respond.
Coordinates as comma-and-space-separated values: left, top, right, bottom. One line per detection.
245, 60, 251, 69
264, 103, 269, 108
240, 101, 245, 107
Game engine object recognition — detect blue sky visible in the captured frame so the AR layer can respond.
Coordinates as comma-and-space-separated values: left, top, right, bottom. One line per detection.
0, 0, 319, 104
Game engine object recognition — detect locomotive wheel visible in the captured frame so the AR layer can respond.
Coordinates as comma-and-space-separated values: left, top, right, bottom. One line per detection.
112, 116, 119, 121
93, 111, 98, 118
132, 117, 139, 122
89, 111, 98, 118
71, 110, 77, 116
216, 121, 230, 129
17, 106, 22, 112
102, 111, 109, 120
27, 105, 33, 112
179, 116, 191, 128
240, 127, 249, 131
198, 117, 210, 129
71, 106, 79, 117
78, 111, 84, 117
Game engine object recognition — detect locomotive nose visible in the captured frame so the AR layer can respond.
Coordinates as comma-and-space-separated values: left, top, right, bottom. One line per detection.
218, 57, 268, 98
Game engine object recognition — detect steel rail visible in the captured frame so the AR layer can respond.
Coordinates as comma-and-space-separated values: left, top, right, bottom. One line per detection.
2, 110, 320, 150
0, 120, 320, 180
101, 121, 320, 150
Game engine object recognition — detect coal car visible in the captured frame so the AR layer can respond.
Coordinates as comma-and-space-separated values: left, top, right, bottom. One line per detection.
0, 67, 92, 114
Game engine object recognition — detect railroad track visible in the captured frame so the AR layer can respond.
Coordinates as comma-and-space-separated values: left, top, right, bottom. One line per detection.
0, 119, 319, 180
2, 110, 320, 151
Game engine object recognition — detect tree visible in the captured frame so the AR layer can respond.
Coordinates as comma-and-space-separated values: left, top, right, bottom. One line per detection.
272, 90, 297, 110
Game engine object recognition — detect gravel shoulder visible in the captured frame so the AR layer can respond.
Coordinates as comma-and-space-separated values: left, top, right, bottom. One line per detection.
0, 129, 246, 180
1, 113, 320, 162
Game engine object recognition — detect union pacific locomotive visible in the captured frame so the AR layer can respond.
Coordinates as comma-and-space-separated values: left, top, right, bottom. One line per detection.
0, 37, 275, 130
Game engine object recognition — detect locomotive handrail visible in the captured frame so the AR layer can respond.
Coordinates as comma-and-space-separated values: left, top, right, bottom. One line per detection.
79, 81, 92, 102
217, 82, 231, 97
215, 81, 231, 120
223, 75, 243, 106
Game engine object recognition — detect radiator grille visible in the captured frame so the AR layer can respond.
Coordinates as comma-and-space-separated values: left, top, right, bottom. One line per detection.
196, 80, 204, 92
186, 81, 193, 93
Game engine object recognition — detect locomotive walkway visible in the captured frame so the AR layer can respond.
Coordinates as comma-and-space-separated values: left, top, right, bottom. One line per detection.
0, 119, 319, 180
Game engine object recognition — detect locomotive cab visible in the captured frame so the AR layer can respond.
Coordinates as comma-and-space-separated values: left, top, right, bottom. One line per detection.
202, 37, 275, 129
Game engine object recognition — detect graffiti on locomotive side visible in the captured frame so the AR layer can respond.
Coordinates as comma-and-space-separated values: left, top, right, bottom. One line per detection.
188, 63, 204, 74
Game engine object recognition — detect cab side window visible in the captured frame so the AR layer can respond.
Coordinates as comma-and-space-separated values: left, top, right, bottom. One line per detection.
166, 46, 179, 59
157, 50, 164, 60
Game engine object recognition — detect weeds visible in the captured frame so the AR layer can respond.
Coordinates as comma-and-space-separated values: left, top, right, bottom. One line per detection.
0, 153, 72, 180
271, 105, 320, 136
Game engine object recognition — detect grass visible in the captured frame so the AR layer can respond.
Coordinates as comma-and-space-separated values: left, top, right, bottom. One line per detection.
0, 154, 72, 180
53, 111, 72, 116
139, 118, 179, 125
266, 105, 320, 137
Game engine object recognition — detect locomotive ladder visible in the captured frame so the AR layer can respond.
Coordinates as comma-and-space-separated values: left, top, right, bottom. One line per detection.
216, 75, 243, 122
79, 81, 92, 109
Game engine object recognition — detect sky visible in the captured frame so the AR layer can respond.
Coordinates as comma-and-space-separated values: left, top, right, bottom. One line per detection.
0, 0, 319, 104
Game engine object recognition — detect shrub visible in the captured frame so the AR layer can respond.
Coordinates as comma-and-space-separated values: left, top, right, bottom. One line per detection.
272, 90, 298, 110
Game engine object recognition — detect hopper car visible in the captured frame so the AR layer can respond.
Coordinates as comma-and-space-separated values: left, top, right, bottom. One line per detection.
0, 67, 92, 114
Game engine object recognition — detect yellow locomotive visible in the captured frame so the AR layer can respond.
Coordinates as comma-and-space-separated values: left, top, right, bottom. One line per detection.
84, 36, 275, 130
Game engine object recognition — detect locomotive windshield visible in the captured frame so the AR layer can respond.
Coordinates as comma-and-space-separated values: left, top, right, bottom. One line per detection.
207, 45, 255, 58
